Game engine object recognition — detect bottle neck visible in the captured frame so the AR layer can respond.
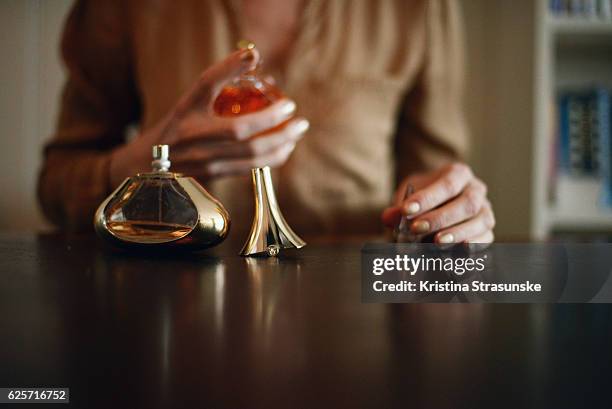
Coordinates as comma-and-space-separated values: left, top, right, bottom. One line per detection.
151, 144, 171, 172
151, 159, 171, 173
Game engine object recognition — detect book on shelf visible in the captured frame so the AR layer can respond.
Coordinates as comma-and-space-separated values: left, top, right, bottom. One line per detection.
556, 87, 611, 208
599, 90, 612, 206
550, 0, 612, 19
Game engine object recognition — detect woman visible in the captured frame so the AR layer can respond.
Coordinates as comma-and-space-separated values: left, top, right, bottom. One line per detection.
38, 0, 495, 245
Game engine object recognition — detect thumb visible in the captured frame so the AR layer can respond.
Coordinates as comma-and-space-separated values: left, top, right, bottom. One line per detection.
381, 206, 402, 228
205, 47, 260, 96
182, 47, 260, 109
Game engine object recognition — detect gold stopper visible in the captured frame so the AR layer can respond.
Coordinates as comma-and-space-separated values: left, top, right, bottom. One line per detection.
237, 40, 255, 50
240, 167, 306, 257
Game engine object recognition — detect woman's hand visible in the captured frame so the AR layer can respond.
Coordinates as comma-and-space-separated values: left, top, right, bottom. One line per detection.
109, 47, 308, 186
381, 163, 495, 244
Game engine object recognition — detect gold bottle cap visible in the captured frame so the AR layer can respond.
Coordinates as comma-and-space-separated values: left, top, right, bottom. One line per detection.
236, 40, 260, 72
237, 40, 255, 50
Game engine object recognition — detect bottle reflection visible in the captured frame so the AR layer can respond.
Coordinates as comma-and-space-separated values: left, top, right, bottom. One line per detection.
244, 257, 302, 347
90, 251, 227, 405
90, 249, 307, 400
204, 255, 307, 386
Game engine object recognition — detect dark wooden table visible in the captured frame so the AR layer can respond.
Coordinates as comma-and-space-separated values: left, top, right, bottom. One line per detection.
1, 233, 611, 408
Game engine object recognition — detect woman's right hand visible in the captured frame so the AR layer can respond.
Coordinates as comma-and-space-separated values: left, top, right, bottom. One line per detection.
109, 47, 309, 186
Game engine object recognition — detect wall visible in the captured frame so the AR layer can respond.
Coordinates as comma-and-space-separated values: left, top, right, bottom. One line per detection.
0, 0, 71, 231
463, 0, 536, 240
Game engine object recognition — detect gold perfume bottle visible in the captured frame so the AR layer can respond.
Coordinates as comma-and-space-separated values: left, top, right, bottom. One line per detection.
213, 41, 305, 257
94, 145, 230, 250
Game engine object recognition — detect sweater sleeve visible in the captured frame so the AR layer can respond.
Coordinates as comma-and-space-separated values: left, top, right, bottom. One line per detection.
393, 0, 468, 183
37, 0, 140, 231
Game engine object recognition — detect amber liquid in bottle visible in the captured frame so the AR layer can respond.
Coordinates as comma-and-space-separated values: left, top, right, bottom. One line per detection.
107, 221, 194, 244
213, 73, 292, 135
104, 169, 198, 244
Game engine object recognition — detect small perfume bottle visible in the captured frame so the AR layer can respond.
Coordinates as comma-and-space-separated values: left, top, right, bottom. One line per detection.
213, 41, 305, 257
213, 41, 289, 131
94, 145, 230, 250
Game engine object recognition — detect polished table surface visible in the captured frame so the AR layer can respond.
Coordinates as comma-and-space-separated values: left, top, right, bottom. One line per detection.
1, 233, 611, 408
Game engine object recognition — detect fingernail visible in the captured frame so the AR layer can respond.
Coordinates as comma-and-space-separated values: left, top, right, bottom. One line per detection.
412, 220, 430, 234
438, 233, 455, 244
281, 100, 296, 115
295, 119, 309, 133
404, 202, 420, 215
285, 142, 296, 154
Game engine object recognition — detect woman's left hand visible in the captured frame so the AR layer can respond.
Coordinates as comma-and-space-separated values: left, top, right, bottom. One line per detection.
381, 163, 495, 244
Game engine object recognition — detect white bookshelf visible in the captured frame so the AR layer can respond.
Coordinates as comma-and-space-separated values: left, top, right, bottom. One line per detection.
532, 0, 612, 238
549, 16, 612, 34
550, 176, 612, 229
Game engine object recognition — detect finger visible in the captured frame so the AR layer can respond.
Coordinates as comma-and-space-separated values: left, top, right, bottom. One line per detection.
432, 204, 495, 244
205, 48, 260, 97
384, 182, 414, 228
393, 173, 442, 207
393, 179, 412, 206
467, 230, 494, 244
384, 175, 432, 226
173, 118, 308, 163
409, 180, 486, 235
208, 142, 296, 177
174, 99, 297, 145
178, 48, 260, 111
381, 207, 402, 228
401, 163, 474, 218
188, 141, 296, 178
229, 99, 297, 138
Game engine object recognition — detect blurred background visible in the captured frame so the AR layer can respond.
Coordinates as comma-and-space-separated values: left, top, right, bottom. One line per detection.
0, 0, 611, 240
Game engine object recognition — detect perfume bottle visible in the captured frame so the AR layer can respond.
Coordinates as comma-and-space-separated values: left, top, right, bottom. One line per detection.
213, 41, 305, 257
94, 145, 230, 250
213, 42, 288, 132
